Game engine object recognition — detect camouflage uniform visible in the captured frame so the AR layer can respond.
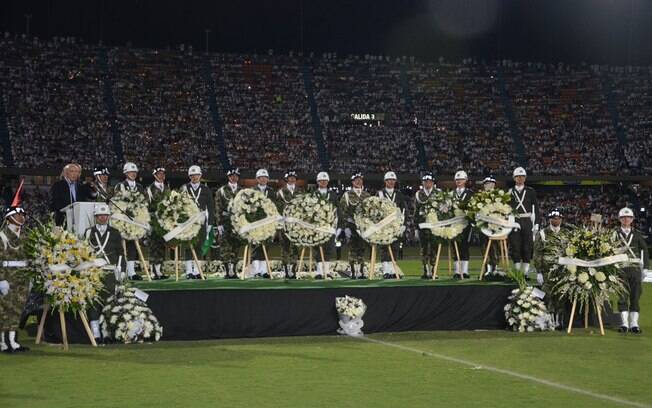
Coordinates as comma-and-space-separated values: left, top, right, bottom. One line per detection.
215, 183, 243, 277
339, 189, 370, 276
0, 225, 30, 333
146, 182, 170, 269
276, 185, 303, 273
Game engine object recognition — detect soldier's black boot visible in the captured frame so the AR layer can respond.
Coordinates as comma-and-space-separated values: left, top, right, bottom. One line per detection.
350, 262, 357, 279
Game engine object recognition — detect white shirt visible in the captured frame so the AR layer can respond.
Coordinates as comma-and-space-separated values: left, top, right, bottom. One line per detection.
318, 188, 328, 195
456, 188, 465, 195
423, 188, 433, 196
287, 184, 295, 193
154, 181, 165, 191
384, 188, 394, 194
127, 179, 136, 188
7, 224, 21, 238
550, 225, 561, 233
352, 188, 362, 195
258, 185, 267, 192
96, 224, 108, 235
515, 185, 525, 193
228, 182, 238, 192
621, 227, 632, 236
190, 182, 200, 190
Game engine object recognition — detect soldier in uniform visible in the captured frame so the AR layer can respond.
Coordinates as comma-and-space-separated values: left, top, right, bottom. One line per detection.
378, 171, 407, 279
614, 207, 649, 334
276, 170, 303, 279
180, 165, 215, 279
88, 166, 113, 202
84, 203, 123, 341
215, 167, 242, 279
453, 170, 473, 279
312, 171, 339, 279
414, 172, 438, 279
479, 175, 502, 278
250, 169, 276, 278
146, 167, 169, 280
0, 206, 30, 353
508, 167, 540, 280
339, 172, 371, 279
114, 162, 146, 281
532, 208, 570, 328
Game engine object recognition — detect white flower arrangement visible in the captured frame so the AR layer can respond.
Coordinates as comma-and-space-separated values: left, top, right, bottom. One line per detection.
419, 190, 468, 240
354, 197, 404, 245
466, 189, 516, 238
26, 224, 104, 313
100, 285, 163, 343
283, 194, 337, 247
110, 190, 151, 241
335, 295, 366, 337
504, 286, 553, 332
230, 189, 281, 245
152, 190, 203, 245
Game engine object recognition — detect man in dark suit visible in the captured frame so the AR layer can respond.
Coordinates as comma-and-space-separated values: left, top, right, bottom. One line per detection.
49, 163, 91, 226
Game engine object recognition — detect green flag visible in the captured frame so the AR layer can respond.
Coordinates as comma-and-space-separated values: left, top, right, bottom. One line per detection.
201, 225, 216, 256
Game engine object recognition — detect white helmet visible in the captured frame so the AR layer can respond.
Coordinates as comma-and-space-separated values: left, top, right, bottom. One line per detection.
123, 162, 138, 174
94, 203, 111, 216
454, 170, 468, 180
256, 169, 269, 178
618, 207, 635, 218
316, 171, 330, 182
513, 167, 527, 178
188, 165, 202, 176
384, 171, 397, 181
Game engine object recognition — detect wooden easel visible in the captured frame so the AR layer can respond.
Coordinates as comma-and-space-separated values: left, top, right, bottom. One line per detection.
479, 237, 509, 281
172, 243, 206, 280
35, 304, 97, 351
566, 297, 605, 336
121, 240, 153, 281
239, 244, 272, 279
431, 240, 461, 280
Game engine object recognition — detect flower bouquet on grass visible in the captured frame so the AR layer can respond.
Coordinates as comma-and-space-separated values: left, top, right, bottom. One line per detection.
100, 284, 162, 344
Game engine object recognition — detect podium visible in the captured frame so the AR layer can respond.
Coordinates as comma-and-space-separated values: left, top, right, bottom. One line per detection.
61, 202, 97, 237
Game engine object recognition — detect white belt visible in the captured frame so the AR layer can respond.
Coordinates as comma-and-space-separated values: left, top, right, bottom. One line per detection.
2, 261, 27, 268
516, 213, 532, 219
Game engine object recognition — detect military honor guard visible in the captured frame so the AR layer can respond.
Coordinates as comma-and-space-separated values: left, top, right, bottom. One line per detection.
453, 170, 473, 279
83, 203, 123, 341
479, 174, 502, 278
146, 167, 169, 280
0, 205, 30, 353
180, 165, 215, 279
377, 171, 407, 279
340, 172, 371, 279
215, 167, 242, 279
250, 169, 276, 278
115, 162, 146, 280
414, 172, 438, 279
532, 208, 569, 328
88, 166, 113, 202
614, 207, 649, 334
276, 170, 303, 279
313, 171, 339, 279
508, 167, 540, 280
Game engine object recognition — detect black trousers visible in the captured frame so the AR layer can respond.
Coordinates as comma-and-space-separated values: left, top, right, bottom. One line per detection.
455, 225, 473, 261
619, 267, 642, 312
509, 218, 533, 263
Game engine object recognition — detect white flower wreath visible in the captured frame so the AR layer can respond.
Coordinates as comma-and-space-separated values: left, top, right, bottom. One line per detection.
419, 190, 468, 240
467, 189, 518, 238
110, 190, 151, 240
153, 190, 204, 244
230, 189, 281, 245
283, 194, 337, 247
354, 197, 404, 245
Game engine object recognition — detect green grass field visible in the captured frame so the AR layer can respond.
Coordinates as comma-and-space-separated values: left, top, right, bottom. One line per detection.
2, 247, 651, 407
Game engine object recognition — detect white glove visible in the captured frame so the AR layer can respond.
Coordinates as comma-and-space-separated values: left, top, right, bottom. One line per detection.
217, 225, 225, 236
335, 228, 342, 238
536, 273, 544, 286
344, 228, 352, 240
0, 280, 10, 296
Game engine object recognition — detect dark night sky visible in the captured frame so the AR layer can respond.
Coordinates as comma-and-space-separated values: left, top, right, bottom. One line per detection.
1, 0, 651, 65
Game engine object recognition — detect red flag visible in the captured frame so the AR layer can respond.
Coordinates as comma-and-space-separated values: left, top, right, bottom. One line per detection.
10, 178, 24, 208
